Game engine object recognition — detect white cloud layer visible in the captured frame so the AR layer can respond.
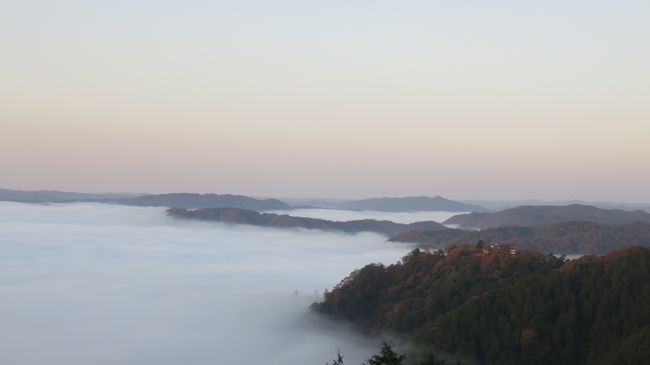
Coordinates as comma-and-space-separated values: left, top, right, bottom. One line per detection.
270, 208, 464, 224
0, 203, 410, 365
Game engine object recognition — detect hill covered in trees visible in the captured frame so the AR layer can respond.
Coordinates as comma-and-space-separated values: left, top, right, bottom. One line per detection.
444, 204, 650, 229
322, 196, 487, 213
167, 207, 448, 236
390, 221, 650, 254
123, 193, 291, 211
313, 245, 650, 364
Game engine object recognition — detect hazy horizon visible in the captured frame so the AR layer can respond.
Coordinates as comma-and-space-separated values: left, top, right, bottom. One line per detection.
2, 1, 649, 201
2, 2, 650, 364
3, 185, 650, 206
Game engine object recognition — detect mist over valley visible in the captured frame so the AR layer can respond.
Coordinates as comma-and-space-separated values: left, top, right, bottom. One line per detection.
0, 202, 408, 365
2, 1, 649, 362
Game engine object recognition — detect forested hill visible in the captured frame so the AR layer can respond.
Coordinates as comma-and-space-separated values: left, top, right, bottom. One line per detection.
313, 245, 650, 365
329, 196, 488, 213
123, 193, 290, 211
444, 204, 650, 229
390, 221, 650, 255
166, 207, 448, 236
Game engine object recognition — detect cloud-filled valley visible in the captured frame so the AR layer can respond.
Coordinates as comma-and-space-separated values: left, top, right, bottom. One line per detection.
270, 208, 463, 225
0, 203, 411, 365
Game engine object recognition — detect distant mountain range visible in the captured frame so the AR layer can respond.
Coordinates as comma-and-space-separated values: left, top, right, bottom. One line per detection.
0, 188, 139, 203
6, 187, 650, 255
390, 221, 650, 254
0, 189, 291, 211
122, 193, 290, 211
5, 187, 650, 216
166, 207, 448, 236
462, 199, 650, 213
0, 189, 487, 213
444, 204, 650, 230
286, 196, 488, 212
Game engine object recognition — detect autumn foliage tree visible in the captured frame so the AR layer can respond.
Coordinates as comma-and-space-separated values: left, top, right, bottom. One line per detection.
315, 245, 650, 364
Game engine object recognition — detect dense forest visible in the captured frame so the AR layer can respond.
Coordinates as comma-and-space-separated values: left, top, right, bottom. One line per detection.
390, 221, 650, 254
313, 244, 650, 364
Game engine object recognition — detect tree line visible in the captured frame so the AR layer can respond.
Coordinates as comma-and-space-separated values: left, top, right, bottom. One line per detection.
314, 243, 650, 364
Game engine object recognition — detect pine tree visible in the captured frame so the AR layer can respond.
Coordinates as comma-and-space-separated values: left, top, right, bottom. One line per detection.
365, 342, 406, 365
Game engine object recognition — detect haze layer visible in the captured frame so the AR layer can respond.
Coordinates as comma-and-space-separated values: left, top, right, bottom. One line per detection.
0, 202, 408, 365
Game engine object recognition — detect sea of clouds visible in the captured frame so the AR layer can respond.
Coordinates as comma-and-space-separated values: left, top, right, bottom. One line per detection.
0, 202, 411, 365
269, 208, 464, 225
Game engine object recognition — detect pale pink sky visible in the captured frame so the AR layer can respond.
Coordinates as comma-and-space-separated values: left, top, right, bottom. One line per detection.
2, 1, 649, 201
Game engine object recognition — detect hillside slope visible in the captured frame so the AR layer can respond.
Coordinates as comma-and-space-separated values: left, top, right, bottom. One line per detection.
313, 245, 650, 364
167, 207, 448, 236
304, 196, 487, 212
123, 193, 290, 211
444, 204, 650, 229
390, 221, 650, 254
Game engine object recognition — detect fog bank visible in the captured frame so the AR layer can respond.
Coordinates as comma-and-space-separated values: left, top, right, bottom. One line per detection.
271, 208, 464, 224
0, 203, 409, 365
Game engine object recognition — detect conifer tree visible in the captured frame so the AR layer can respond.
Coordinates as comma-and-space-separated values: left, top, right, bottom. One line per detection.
365, 342, 406, 365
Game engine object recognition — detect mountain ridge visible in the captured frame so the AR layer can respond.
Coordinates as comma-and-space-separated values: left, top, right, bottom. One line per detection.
444, 204, 650, 229
390, 220, 650, 254
166, 207, 449, 236
121, 193, 291, 211
289, 196, 488, 213
0, 187, 139, 203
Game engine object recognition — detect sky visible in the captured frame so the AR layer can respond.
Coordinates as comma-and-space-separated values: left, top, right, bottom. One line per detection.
0, 202, 409, 365
1, 1, 649, 201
